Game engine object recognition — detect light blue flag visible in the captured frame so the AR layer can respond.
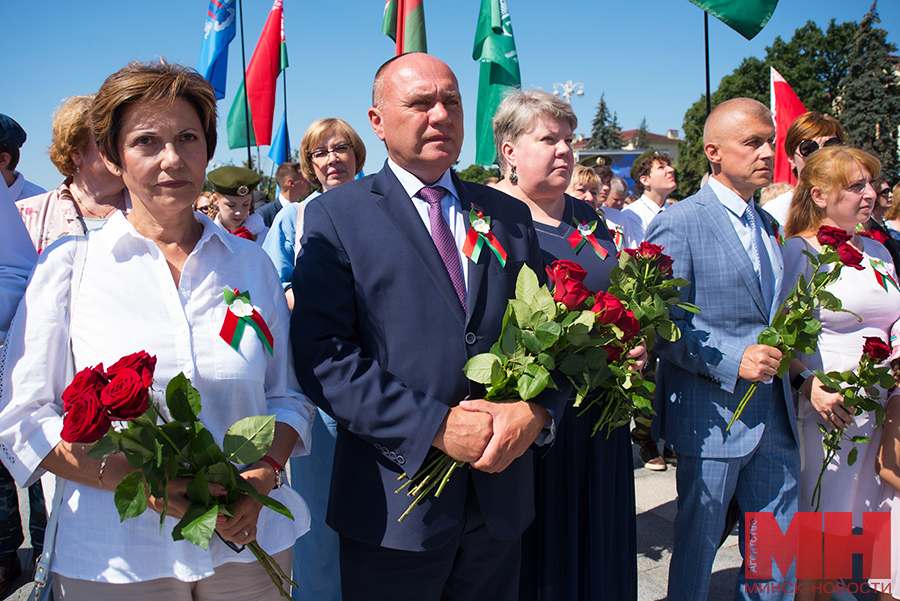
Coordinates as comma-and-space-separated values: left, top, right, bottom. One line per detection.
268, 111, 291, 166
198, 0, 237, 100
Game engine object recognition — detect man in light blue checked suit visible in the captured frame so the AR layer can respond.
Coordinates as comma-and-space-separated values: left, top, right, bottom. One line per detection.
645, 98, 800, 600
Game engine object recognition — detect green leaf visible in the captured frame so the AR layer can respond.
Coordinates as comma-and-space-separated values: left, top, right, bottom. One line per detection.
559, 354, 586, 376
86, 435, 120, 459
223, 287, 237, 305
166, 372, 202, 424
515, 265, 540, 303
223, 415, 276, 464
521, 331, 542, 355
533, 286, 557, 320
851, 435, 871, 443
757, 327, 781, 347
114, 472, 148, 522
516, 363, 551, 400
584, 347, 608, 370
490, 361, 507, 389
657, 320, 679, 342
668, 278, 691, 288
508, 299, 534, 329
880, 374, 897, 389
243, 488, 294, 520
499, 324, 518, 355
186, 468, 212, 505
536, 352, 555, 371
534, 321, 562, 350
847, 446, 858, 466
173, 504, 218, 550
816, 290, 842, 311
207, 462, 238, 489
463, 353, 503, 385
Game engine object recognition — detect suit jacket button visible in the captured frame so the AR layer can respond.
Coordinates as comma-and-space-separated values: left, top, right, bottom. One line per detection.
465, 332, 477, 345
397, 455, 405, 465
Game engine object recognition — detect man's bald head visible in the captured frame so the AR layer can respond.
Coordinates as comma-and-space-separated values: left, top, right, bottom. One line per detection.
372, 53, 458, 109
703, 98, 772, 146
702, 98, 776, 200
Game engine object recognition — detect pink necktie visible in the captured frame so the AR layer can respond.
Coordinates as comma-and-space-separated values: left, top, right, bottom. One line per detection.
419, 186, 466, 311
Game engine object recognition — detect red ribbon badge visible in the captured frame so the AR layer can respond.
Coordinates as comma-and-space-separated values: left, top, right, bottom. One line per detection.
568, 220, 609, 260
462, 209, 507, 267
218, 287, 274, 356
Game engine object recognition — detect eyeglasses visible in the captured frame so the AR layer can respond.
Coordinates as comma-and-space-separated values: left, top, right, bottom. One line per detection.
797, 137, 843, 158
197, 205, 210, 213
878, 188, 892, 198
309, 143, 352, 162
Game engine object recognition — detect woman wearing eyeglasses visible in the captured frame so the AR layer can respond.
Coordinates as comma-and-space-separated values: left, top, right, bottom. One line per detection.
263, 117, 365, 601
763, 111, 844, 227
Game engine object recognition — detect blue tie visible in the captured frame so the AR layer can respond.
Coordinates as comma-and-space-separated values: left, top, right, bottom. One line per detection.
745, 202, 774, 313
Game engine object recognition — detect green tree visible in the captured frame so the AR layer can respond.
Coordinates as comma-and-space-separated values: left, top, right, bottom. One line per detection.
676, 19, 858, 198
837, 2, 900, 182
587, 94, 624, 149
455, 164, 501, 184
632, 118, 652, 149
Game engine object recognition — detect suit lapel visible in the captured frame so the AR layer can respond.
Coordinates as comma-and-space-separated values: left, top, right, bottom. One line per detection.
455, 177, 487, 327
372, 165, 466, 324
697, 189, 769, 319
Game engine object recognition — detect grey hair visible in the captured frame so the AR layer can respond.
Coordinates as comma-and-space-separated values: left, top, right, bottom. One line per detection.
492, 88, 577, 171
610, 176, 628, 196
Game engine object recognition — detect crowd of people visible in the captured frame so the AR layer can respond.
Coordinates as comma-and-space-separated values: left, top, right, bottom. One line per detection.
0, 51, 898, 601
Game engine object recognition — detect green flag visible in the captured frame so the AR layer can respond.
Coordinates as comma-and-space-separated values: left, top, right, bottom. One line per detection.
473, 0, 521, 166
687, 0, 778, 40
226, 79, 257, 149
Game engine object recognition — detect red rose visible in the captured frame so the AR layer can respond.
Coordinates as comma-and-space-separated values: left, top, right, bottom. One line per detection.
835, 242, 864, 270
817, 225, 852, 247
591, 291, 626, 325
100, 368, 150, 420
61, 388, 112, 443
655, 253, 675, 277
62, 366, 107, 412
604, 343, 623, 363
863, 336, 891, 361
636, 242, 665, 259
859, 229, 890, 245
106, 351, 156, 388
545, 260, 588, 285
553, 278, 591, 311
615, 310, 641, 341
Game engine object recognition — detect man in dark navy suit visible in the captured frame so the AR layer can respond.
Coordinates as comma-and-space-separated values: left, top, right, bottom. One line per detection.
290, 53, 564, 601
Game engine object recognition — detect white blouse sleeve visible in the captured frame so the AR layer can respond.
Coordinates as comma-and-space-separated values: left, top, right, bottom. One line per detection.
0, 237, 77, 488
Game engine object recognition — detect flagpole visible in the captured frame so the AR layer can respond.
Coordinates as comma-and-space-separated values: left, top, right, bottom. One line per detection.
238, 0, 252, 166
704, 11, 711, 117
282, 71, 288, 163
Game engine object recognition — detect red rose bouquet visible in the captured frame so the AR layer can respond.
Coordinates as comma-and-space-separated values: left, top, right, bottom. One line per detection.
728, 225, 864, 430
62, 352, 295, 597
808, 336, 894, 510
396, 256, 693, 520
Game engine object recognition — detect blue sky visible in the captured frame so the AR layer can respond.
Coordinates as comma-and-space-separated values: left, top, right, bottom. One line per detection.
3, 0, 897, 191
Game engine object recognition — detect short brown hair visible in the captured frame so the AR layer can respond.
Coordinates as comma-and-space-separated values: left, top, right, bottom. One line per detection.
785, 146, 881, 238
632, 152, 673, 195
48, 95, 94, 177
275, 162, 302, 189
298, 118, 366, 185
783, 112, 844, 160
91, 59, 217, 169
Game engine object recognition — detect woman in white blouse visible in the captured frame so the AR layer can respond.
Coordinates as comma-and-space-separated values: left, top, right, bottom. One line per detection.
0, 60, 314, 600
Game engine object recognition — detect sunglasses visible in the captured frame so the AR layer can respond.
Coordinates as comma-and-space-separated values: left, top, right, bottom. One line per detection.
797, 137, 843, 158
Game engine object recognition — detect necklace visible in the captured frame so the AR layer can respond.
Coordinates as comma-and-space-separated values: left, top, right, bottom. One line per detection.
73, 189, 124, 219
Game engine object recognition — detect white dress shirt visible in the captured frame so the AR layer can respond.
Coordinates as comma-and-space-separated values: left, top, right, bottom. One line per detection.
0, 212, 314, 583
623, 194, 666, 241
0, 195, 36, 345
708, 177, 784, 318
600, 206, 642, 251
0, 171, 45, 204
387, 159, 469, 287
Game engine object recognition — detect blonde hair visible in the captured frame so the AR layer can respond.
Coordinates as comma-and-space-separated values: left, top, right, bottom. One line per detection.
299, 118, 366, 186
759, 182, 793, 206
784, 147, 882, 238
492, 89, 577, 172
568, 165, 599, 192
48, 95, 94, 177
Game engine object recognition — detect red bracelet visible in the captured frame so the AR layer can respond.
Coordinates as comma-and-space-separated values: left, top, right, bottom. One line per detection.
260, 455, 282, 473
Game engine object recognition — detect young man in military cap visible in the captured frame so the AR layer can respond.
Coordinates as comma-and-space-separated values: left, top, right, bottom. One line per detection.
0, 114, 45, 205
623, 150, 677, 241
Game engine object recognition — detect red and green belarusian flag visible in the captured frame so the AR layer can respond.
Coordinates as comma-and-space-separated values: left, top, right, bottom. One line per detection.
227, 0, 288, 149
382, 0, 426, 55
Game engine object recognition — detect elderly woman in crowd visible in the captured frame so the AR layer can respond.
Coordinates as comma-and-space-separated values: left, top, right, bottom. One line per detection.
262, 116, 364, 601
16, 95, 128, 254
206, 166, 268, 244
780, 147, 900, 601
493, 89, 644, 601
0, 60, 314, 600
764, 111, 845, 227
264, 118, 366, 305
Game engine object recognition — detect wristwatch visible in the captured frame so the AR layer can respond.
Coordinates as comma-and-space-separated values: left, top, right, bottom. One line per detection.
791, 369, 814, 393
260, 455, 286, 489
